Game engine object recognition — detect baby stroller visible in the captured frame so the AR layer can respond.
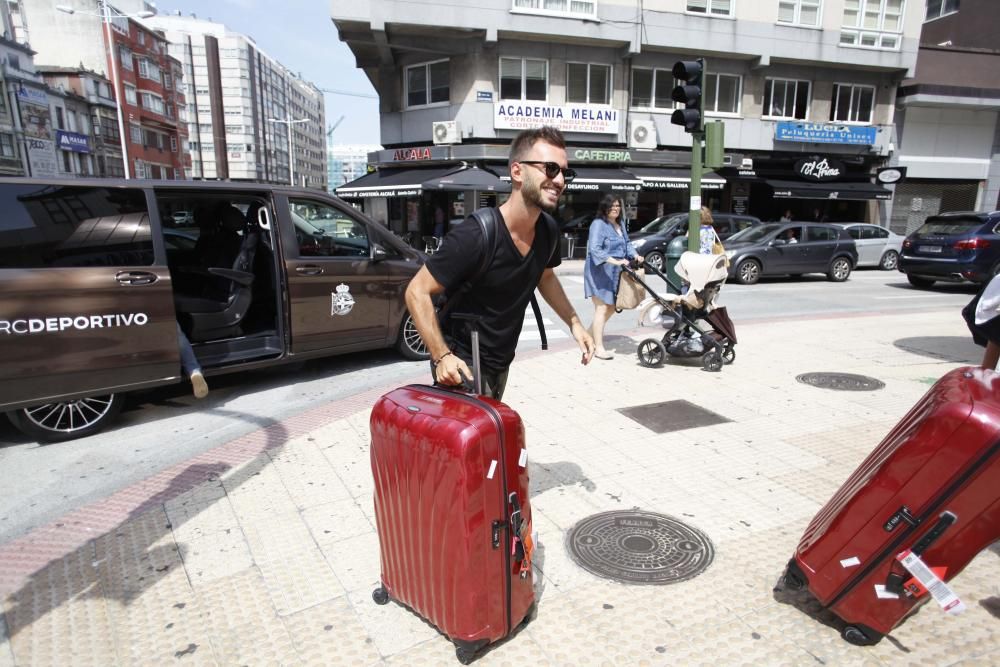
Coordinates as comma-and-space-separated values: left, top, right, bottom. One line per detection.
626, 251, 737, 372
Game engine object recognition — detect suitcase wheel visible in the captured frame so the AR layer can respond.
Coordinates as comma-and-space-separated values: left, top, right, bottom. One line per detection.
780, 559, 806, 591
455, 639, 488, 665
841, 624, 882, 646
371, 586, 390, 605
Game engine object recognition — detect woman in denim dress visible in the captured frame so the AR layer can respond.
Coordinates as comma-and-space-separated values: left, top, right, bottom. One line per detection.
583, 194, 642, 359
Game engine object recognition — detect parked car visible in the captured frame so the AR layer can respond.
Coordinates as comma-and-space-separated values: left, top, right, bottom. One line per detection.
832, 223, 904, 270
723, 222, 858, 285
0, 178, 428, 442
898, 211, 1000, 288
630, 212, 762, 271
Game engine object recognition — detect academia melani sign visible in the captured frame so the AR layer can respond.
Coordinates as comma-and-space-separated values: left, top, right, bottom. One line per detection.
494, 102, 619, 134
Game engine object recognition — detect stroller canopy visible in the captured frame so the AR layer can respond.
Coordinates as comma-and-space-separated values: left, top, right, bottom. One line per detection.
676, 252, 728, 292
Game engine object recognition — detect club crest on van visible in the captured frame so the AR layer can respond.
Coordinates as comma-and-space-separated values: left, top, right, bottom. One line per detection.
331, 283, 355, 316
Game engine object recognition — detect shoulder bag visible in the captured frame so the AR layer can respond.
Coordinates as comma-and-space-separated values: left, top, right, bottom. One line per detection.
615, 266, 646, 310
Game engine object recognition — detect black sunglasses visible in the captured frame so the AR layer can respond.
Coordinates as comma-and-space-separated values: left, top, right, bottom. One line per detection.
519, 160, 576, 183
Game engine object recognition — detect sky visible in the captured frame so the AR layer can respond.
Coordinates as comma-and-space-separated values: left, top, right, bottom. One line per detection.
153, 0, 382, 146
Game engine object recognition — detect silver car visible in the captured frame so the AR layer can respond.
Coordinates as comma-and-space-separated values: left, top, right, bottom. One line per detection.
833, 223, 904, 270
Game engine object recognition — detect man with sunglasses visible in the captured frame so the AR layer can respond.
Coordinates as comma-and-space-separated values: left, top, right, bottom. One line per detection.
405, 126, 596, 399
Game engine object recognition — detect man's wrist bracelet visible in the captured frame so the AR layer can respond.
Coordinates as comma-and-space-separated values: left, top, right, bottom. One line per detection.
432, 351, 453, 367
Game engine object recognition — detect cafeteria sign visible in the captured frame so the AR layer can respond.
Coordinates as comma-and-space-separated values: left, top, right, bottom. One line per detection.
494, 102, 619, 134
776, 121, 877, 146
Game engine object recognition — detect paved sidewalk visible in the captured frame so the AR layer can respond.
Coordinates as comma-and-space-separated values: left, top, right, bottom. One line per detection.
2, 309, 998, 666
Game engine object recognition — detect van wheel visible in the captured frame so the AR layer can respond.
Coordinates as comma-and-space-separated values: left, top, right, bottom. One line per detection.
396, 312, 430, 361
8, 394, 125, 443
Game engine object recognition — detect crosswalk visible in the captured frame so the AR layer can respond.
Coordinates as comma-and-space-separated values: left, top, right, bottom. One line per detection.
519, 312, 569, 342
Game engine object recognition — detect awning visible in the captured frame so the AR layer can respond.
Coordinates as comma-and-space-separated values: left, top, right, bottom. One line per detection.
766, 179, 893, 201
498, 166, 642, 191
336, 167, 451, 199
629, 167, 726, 191
421, 165, 511, 193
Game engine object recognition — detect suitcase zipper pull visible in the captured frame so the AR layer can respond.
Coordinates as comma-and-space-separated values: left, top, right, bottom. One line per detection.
883, 505, 919, 532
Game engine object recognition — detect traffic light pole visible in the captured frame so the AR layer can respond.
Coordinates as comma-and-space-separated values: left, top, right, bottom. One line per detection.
688, 133, 703, 253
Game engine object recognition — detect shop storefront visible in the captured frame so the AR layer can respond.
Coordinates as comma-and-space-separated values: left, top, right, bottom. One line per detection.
336, 143, 733, 248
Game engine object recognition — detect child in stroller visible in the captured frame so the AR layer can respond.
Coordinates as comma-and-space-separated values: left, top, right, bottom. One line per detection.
627, 251, 737, 372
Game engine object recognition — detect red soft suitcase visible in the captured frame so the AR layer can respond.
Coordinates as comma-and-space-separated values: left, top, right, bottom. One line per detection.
369, 380, 535, 663
782, 367, 1000, 645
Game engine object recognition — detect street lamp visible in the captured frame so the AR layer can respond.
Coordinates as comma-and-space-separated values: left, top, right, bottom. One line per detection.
267, 116, 309, 186
56, 2, 154, 179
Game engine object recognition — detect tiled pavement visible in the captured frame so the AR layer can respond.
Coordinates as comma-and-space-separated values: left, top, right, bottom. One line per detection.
2, 308, 999, 666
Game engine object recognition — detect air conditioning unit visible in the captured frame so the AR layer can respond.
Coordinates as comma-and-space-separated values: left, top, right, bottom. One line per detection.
628, 120, 656, 150
432, 120, 460, 145
741, 158, 754, 169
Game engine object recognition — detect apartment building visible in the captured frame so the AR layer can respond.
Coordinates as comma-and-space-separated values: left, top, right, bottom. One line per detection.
15, 0, 189, 180
888, 0, 1000, 233
39, 67, 126, 178
143, 13, 327, 189
332, 0, 921, 236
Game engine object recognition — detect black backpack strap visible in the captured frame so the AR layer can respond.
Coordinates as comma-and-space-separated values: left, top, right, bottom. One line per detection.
437, 207, 499, 322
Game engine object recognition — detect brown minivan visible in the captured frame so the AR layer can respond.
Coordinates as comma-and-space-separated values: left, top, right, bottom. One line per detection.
0, 178, 428, 442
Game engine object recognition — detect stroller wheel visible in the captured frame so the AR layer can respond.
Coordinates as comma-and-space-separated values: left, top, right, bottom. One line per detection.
637, 339, 666, 368
702, 351, 723, 372
722, 346, 736, 365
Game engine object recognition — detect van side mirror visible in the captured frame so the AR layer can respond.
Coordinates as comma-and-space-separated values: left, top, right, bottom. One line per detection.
771, 238, 787, 246
371, 243, 388, 262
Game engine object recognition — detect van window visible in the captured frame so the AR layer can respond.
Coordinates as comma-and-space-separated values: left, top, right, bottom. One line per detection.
807, 226, 837, 242
289, 199, 370, 258
0, 184, 151, 268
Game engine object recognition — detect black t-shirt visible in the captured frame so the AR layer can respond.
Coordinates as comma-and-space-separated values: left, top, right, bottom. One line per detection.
426, 209, 560, 375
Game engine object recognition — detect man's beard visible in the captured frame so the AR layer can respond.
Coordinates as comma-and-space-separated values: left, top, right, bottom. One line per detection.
522, 175, 559, 214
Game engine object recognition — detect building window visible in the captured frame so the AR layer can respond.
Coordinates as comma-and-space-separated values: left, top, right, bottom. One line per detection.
119, 47, 133, 71
62, 151, 72, 173
0, 133, 15, 158
164, 72, 172, 89
137, 58, 162, 83
841, 0, 904, 50
500, 57, 547, 101
763, 78, 810, 119
7, 55, 19, 70
687, 0, 733, 16
170, 135, 178, 152
778, 0, 821, 26
830, 83, 875, 123
704, 73, 741, 114
137, 30, 145, 45
405, 59, 449, 108
55, 107, 65, 130
124, 84, 137, 105
140, 92, 165, 115
925, 0, 958, 20
130, 123, 142, 144
567, 63, 611, 104
510, 0, 597, 18
629, 67, 675, 109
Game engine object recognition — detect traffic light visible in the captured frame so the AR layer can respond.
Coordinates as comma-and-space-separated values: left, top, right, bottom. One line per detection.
671, 59, 704, 133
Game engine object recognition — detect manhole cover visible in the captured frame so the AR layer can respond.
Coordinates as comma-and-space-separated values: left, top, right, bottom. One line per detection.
796, 372, 885, 391
566, 510, 714, 585
617, 399, 731, 434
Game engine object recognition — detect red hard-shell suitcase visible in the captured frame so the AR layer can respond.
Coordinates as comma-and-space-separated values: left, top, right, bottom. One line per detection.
369, 383, 534, 664
782, 367, 1000, 645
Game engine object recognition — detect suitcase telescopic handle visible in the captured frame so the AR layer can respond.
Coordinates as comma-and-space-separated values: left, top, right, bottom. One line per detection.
885, 510, 957, 594
451, 313, 484, 395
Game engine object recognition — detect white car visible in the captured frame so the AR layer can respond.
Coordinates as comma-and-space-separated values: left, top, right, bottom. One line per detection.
833, 223, 904, 270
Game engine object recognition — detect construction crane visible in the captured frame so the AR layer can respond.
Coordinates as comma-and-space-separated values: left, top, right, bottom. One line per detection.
327, 115, 345, 137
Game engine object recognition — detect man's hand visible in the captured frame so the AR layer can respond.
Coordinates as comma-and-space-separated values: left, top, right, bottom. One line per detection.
572, 320, 595, 365
433, 352, 474, 387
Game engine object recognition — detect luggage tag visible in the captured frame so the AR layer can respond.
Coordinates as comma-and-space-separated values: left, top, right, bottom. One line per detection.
896, 550, 966, 615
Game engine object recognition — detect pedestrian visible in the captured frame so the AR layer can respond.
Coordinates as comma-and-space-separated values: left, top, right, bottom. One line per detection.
698, 206, 716, 254
584, 194, 642, 360
405, 126, 595, 399
433, 205, 445, 238
176, 323, 208, 398
780, 209, 793, 222
962, 274, 1000, 370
